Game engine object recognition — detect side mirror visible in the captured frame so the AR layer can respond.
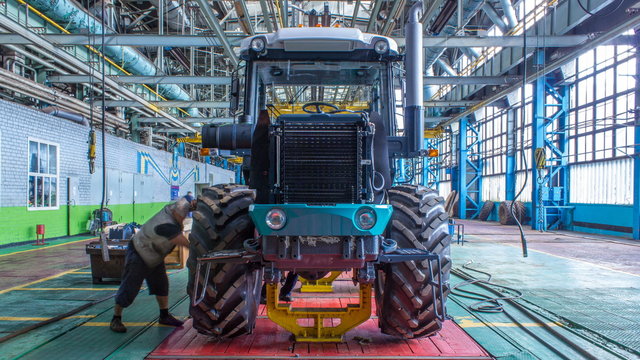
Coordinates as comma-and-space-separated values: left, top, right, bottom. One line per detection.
230, 76, 240, 116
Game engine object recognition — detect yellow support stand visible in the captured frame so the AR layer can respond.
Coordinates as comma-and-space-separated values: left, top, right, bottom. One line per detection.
265, 282, 372, 342
299, 271, 342, 293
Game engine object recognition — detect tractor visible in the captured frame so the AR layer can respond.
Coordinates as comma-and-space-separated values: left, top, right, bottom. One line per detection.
187, 3, 451, 342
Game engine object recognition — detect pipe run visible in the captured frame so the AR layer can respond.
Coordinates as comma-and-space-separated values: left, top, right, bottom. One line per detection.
424, 0, 487, 69
25, 0, 197, 116
404, 2, 424, 154
41, 106, 88, 126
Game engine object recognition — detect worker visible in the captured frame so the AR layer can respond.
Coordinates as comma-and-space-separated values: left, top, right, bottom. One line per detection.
183, 191, 194, 203
110, 198, 196, 333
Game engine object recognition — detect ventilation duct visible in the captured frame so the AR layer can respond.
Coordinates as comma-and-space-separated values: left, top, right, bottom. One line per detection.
26, 0, 197, 116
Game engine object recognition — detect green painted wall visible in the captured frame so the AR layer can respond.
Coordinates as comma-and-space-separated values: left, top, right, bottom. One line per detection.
0, 202, 168, 246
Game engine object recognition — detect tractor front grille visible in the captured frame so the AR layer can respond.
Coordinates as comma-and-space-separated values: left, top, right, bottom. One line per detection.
278, 119, 363, 204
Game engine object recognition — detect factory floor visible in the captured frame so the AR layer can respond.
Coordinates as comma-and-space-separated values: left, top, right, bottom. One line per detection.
0, 221, 638, 359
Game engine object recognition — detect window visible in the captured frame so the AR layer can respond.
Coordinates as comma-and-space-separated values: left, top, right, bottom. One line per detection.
28, 139, 59, 209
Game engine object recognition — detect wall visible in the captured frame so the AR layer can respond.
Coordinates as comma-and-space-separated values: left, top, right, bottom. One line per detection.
0, 99, 234, 246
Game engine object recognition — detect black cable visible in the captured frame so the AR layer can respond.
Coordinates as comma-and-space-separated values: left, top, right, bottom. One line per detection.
511, 0, 528, 258
576, 0, 625, 17
452, 266, 616, 360
99, 0, 107, 231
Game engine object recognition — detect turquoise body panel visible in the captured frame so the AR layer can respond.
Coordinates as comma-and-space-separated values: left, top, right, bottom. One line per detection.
249, 204, 393, 236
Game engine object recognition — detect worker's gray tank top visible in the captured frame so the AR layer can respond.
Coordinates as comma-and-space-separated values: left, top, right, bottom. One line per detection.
132, 204, 178, 268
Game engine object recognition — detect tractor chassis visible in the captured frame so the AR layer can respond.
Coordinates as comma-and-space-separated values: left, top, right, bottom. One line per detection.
191, 244, 447, 342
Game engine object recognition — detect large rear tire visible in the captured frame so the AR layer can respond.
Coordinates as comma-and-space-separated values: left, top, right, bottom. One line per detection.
375, 185, 451, 338
187, 184, 262, 338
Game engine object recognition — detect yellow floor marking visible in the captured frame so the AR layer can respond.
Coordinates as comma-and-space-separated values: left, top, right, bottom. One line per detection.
71, 271, 92, 274
457, 318, 560, 328
0, 315, 95, 321
0, 267, 85, 295
14, 287, 118, 291
0, 237, 97, 258
503, 243, 640, 278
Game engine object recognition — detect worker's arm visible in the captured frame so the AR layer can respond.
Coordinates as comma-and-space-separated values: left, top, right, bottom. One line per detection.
154, 223, 189, 248
169, 233, 190, 248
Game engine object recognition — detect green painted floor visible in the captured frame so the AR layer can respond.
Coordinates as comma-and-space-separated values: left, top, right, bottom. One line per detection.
1, 222, 639, 359
1, 267, 189, 360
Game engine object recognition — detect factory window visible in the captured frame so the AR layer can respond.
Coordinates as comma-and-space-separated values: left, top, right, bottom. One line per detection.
28, 139, 59, 210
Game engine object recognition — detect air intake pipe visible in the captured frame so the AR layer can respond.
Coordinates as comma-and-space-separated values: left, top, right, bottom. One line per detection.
404, 2, 424, 154
201, 124, 252, 150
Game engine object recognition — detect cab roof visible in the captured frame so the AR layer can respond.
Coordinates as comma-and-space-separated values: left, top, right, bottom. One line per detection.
240, 27, 399, 56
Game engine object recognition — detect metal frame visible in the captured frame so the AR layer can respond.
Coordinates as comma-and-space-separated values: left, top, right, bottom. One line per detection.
423, 137, 441, 190
531, 51, 570, 231
455, 117, 482, 219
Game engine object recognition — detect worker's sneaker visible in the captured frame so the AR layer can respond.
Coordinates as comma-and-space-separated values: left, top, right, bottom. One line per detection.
110, 316, 127, 333
279, 294, 293, 302
159, 313, 184, 327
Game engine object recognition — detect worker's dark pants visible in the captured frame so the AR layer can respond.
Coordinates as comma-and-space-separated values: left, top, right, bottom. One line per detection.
261, 272, 299, 298
115, 243, 169, 308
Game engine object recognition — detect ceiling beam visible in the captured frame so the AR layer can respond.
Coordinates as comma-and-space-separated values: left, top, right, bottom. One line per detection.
103, 100, 230, 108
194, 0, 239, 66
137, 117, 234, 124
424, 101, 480, 107
422, 35, 591, 48
0, 14, 195, 132
0, 34, 244, 47
48, 75, 231, 85
155, 128, 196, 134
424, 76, 522, 85
443, 11, 640, 126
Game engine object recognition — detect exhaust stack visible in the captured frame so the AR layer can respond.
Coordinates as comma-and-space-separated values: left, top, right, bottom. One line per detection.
404, 2, 424, 154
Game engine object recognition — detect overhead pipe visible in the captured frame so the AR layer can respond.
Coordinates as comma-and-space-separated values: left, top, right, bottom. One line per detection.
404, 2, 424, 153
481, 2, 509, 33
423, 0, 487, 69
149, 0, 192, 31
25, 0, 198, 116
499, 0, 518, 30
41, 106, 88, 126
436, 58, 458, 76
461, 47, 480, 59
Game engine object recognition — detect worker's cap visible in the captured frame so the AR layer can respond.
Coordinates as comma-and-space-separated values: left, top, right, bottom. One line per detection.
170, 198, 192, 219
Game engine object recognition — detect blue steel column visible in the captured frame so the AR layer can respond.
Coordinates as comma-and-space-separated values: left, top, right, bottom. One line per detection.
457, 118, 469, 218
531, 51, 546, 230
633, 31, 640, 240
505, 108, 516, 200
531, 50, 570, 231
457, 117, 482, 219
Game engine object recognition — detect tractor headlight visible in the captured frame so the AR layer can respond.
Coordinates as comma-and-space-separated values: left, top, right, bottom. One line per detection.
250, 37, 266, 52
266, 208, 286, 230
355, 208, 376, 230
374, 40, 389, 54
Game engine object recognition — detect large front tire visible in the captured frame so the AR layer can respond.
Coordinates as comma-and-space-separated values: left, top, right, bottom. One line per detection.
187, 184, 262, 338
376, 185, 451, 338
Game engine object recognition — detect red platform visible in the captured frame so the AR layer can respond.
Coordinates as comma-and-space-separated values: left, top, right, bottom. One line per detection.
148, 280, 491, 359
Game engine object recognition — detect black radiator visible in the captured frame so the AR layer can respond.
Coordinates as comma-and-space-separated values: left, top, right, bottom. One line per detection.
275, 115, 364, 204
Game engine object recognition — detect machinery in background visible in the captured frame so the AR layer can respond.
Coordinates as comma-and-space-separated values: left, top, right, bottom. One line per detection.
85, 222, 138, 284
87, 207, 115, 236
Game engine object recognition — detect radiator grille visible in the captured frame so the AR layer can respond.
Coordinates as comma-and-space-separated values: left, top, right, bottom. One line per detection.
279, 120, 362, 204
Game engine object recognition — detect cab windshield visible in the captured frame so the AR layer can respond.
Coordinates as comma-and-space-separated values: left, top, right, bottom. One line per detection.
245, 60, 393, 124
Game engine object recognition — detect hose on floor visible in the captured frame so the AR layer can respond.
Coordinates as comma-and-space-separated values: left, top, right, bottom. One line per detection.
452, 262, 622, 360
